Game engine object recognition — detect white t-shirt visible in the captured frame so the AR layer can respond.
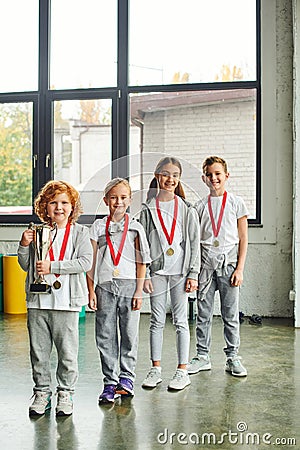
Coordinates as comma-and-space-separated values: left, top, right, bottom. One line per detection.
90, 215, 151, 285
155, 197, 184, 276
195, 192, 249, 257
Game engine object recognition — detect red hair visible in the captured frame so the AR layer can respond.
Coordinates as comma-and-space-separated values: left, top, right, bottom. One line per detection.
34, 180, 83, 224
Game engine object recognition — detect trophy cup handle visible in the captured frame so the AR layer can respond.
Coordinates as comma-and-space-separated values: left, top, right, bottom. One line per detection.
50, 222, 58, 247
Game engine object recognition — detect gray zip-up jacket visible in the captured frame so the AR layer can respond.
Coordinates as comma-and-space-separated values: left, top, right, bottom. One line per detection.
139, 196, 200, 280
17, 223, 93, 307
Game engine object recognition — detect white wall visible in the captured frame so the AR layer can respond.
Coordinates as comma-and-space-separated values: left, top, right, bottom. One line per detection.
293, 0, 300, 327
246, 0, 293, 317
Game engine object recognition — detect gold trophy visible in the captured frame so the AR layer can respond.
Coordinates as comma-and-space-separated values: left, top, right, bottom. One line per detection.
29, 222, 57, 294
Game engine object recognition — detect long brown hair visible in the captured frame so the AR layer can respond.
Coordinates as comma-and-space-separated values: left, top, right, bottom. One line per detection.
146, 156, 186, 201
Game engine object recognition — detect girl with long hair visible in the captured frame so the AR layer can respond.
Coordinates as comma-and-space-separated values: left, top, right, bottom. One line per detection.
140, 157, 200, 391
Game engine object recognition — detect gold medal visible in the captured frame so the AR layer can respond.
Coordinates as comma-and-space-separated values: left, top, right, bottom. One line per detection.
113, 268, 120, 277
213, 240, 219, 247
156, 196, 178, 257
166, 247, 175, 256
53, 280, 61, 289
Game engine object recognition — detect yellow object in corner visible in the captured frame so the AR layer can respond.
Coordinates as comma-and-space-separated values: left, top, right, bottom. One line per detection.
3, 255, 27, 314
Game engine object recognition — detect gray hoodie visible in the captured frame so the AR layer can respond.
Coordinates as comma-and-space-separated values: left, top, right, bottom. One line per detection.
139, 196, 200, 280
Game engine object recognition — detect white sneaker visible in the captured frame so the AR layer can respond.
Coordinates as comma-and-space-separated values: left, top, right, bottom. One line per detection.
187, 355, 211, 374
225, 356, 247, 377
56, 391, 73, 416
142, 367, 162, 388
168, 369, 191, 391
29, 391, 51, 416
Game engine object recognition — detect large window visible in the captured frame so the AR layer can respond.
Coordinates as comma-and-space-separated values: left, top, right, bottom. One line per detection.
0, 102, 33, 215
0, 0, 260, 224
129, 0, 256, 86
53, 98, 113, 215
0, 1, 39, 93
129, 89, 257, 219
50, 0, 117, 90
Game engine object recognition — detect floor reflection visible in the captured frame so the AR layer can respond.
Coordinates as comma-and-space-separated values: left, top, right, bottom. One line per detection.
0, 313, 299, 450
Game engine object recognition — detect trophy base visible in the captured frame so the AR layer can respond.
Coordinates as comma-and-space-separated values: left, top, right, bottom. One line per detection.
30, 283, 52, 294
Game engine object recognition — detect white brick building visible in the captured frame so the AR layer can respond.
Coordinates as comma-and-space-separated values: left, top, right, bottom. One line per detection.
130, 89, 256, 217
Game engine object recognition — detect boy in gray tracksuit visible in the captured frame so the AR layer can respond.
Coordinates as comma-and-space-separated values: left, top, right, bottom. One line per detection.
18, 180, 92, 417
188, 156, 248, 378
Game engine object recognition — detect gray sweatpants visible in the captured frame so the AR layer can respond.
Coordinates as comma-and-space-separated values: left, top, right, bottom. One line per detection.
27, 309, 79, 394
196, 265, 240, 358
95, 280, 140, 386
149, 274, 190, 365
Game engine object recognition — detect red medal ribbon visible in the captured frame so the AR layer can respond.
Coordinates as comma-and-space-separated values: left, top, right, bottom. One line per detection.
155, 195, 178, 245
105, 214, 129, 266
49, 222, 71, 278
207, 191, 227, 238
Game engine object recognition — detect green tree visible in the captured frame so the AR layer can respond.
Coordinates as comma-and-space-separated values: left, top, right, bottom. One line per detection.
0, 103, 32, 207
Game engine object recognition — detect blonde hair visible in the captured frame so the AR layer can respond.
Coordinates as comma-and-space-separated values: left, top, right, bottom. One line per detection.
34, 180, 83, 224
104, 178, 132, 198
146, 156, 186, 201
202, 155, 228, 174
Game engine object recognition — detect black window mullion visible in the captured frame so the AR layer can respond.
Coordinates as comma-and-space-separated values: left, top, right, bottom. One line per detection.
37, 0, 51, 194
255, 0, 262, 225
114, 0, 129, 179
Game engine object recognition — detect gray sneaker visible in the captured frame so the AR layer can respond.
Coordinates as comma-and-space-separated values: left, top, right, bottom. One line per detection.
29, 391, 51, 416
168, 369, 191, 391
142, 367, 162, 388
225, 357, 247, 377
187, 355, 211, 374
56, 391, 73, 416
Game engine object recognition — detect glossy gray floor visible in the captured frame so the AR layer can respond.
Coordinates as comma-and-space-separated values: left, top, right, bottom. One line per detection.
0, 312, 299, 450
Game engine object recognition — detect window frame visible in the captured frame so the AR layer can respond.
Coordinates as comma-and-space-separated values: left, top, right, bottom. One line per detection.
0, 0, 261, 225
